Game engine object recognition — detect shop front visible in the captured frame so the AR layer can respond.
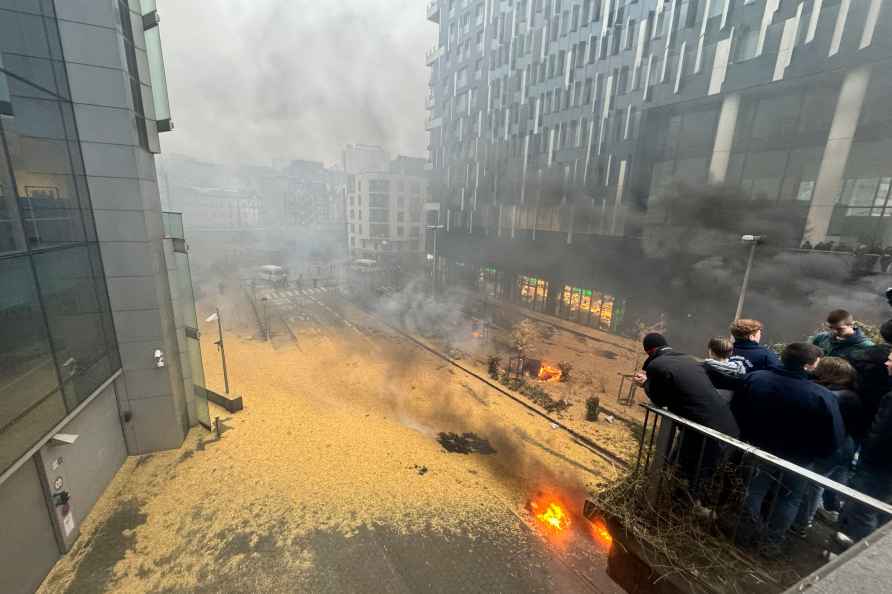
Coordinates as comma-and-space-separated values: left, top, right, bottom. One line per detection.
555, 285, 625, 332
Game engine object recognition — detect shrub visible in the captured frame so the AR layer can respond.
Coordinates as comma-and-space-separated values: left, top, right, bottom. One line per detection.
586, 396, 601, 421
487, 355, 501, 379
557, 361, 572, 382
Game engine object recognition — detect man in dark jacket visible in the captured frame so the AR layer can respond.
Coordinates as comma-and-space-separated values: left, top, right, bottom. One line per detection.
810, 309, 874, 361
634, 334, 739, 503
848, 318, 892, 424
730, 319, 781, 372
634, 333, 740, 437
731, 342, 845, 552
837, 349, 892, 545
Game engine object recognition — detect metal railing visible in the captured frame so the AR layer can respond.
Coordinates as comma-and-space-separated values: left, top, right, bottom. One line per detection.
620, 403, 892, 589
636, 404, 892, 514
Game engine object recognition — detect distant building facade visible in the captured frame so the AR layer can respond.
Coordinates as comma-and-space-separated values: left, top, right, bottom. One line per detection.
159, 155, 347, 271
342, 143, 389, 175
346, 156, 434, 263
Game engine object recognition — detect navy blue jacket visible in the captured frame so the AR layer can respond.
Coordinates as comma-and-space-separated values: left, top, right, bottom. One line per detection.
732, 339, 781, 373
731, 367, 845, 465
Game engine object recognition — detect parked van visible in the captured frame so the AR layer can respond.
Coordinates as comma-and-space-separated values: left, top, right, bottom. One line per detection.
257, 264, 287, 287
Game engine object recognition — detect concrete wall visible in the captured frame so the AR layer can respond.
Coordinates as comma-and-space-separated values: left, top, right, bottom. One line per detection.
36, 382, 128, 546
0, 380, 127, 592
0, 461, 59, 594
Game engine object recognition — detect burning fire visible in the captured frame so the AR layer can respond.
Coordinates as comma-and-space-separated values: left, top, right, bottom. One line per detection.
537, 364, 562, 382
534, 502, 571, 532
590, 517, 613, 549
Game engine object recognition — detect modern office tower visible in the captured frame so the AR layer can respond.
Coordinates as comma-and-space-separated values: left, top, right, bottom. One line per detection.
426, 0, 892, 331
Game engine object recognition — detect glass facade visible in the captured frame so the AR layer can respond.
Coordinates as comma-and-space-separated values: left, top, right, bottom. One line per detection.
0, 2, 120, 474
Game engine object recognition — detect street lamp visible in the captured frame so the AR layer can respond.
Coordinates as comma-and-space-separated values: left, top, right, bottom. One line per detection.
261, 296, 270, 342
205, 309, 230, 394
734, 234, 762, 321
425, 224, 445, 297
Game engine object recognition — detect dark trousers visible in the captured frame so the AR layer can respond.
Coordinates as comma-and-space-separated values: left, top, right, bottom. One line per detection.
839, 464, 892, 541
675, 430, 724, 503
738, 463, 809, 548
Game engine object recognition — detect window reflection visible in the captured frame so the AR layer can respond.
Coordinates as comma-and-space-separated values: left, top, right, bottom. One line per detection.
33, 246, 117, 407
0, 256, 64, 474
0, 85, 90, 249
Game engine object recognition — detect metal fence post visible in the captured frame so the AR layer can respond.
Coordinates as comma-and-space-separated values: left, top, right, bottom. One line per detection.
646, 415, 676, 505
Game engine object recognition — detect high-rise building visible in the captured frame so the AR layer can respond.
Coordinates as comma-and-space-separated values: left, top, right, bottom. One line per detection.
426, 0, 892, 333
0, 3, 206, 592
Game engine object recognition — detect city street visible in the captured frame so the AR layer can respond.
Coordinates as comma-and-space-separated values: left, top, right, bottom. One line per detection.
37, 288, 628, 594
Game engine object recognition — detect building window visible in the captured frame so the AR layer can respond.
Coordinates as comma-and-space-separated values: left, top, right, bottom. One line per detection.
33, 246, 118, 408
0, 256, 66, 473
735, 27, 759, 62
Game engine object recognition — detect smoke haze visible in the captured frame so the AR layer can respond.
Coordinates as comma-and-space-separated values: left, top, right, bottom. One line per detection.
158, 0, 435, 164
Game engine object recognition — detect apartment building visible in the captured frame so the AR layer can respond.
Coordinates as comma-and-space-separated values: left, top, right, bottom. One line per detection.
345, 156, 437, 267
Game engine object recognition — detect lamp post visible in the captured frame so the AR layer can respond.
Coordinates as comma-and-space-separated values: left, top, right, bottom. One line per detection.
734, 234, 762, 321
206, 308, 230, 394
261, 296, 270, 341
425, 224, 445, 298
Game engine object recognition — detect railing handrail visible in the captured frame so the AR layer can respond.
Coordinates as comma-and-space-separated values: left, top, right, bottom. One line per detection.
641, 403, 892, 515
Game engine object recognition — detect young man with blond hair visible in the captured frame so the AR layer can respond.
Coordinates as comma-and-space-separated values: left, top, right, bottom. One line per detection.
730, 319, 780, 372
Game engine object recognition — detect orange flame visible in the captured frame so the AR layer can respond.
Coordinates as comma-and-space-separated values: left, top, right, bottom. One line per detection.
535, 502, 571, 532
590, 517, 613, 549
537, 364, 562, 382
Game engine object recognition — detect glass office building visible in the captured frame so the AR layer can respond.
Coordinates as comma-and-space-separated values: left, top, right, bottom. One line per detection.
0, 1, 120, 477
1, 4, 202, 593
426, 0, 892, 333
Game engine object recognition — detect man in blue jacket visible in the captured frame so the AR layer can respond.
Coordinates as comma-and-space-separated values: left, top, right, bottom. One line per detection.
730, 318, 781, 372
731, 342, 845, 554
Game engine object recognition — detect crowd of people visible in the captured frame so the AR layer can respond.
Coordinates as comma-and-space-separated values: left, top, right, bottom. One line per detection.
798, 242, 892, 274
631, 309, 892, 558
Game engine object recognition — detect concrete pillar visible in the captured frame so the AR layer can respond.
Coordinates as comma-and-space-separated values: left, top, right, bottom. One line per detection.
804, 65, 872, 243
708, 93, 740, 184
609, 159, 628, 235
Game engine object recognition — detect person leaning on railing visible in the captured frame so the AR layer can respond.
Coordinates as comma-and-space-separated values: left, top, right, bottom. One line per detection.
702, 336, 747, 402
633, 333, 739, 507
835, 347, 892, 549
791, 357, 863, 538
730, 343, 845, 556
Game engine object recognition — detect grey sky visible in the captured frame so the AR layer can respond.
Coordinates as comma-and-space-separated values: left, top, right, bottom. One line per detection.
158, 0, 436, 166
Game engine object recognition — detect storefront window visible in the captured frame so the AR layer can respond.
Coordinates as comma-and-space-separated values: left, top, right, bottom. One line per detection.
556, 284, 624, 332
517, 275, 549, 312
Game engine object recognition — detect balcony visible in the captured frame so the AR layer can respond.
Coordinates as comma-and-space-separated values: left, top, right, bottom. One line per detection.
425, 45, 443, 65
427, 0, 439, 22
425, 93, 435, 109
583, 404, 892, 593
425, 115, 443, 130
